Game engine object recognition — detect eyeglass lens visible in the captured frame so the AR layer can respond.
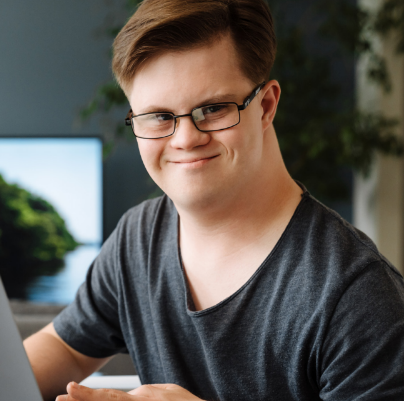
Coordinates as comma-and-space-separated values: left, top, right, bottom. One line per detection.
131, 103, 240, 138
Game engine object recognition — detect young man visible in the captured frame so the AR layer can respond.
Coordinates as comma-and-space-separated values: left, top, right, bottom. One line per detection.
24, 0, 404, 400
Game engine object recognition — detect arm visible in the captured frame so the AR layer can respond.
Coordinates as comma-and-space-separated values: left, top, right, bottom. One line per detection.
24, 322, 112, 401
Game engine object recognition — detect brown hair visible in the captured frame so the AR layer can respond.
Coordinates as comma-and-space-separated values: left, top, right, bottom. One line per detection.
112, 0, 276, 94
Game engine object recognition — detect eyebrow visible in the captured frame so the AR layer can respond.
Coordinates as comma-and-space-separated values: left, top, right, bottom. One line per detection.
138, 93, 239, 115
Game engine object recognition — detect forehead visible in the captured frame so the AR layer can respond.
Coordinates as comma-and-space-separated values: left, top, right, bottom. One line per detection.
128, 35, 252, 112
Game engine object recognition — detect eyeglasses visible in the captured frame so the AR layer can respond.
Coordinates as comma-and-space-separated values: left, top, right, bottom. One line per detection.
125, 82, 266, 139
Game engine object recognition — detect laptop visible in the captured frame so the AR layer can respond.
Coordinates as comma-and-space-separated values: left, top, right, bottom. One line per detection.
0, 276, 43, 400
0, 276, 142, 400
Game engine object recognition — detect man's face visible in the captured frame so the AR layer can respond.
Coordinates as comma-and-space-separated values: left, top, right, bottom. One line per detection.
128, 35, 268, 210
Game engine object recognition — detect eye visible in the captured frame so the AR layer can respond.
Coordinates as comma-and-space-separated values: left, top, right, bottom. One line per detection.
155, 113, 174, 122
203, 105, 226, 114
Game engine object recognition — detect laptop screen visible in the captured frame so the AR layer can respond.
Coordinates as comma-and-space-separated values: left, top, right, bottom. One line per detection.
0, 277, 43, 400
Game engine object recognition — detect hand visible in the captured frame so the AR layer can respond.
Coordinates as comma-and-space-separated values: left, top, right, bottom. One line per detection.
55, 381, 206, 401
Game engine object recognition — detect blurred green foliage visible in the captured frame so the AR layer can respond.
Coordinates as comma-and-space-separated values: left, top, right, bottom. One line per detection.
0, 174, 79, 298
81, 0, 404, 202
272, 0, 404, 199
375, 0, 404, 53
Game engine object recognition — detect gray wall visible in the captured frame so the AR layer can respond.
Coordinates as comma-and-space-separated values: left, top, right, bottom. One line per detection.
0, 0, 153, 240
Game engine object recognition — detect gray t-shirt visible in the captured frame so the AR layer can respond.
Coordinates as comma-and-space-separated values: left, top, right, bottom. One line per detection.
54, 188, 404, 400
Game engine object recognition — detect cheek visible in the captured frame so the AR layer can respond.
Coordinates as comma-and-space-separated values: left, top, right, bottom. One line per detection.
215, 118, 260, 159
137, 139, 165, 174
237, 110, 263, 150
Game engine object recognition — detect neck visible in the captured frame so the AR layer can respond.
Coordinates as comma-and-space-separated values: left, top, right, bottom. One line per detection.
178, 171, 301, 246
175, 133, 303, 258
173, 129, 303, 311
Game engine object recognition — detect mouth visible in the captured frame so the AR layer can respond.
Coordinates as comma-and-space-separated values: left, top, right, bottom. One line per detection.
171, 155, 219, 167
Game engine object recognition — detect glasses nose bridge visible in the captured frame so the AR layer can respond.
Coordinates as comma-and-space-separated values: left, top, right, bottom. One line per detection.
173, 112, 196, 134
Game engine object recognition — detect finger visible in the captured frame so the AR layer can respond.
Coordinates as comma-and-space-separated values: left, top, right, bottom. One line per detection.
129, 384, 157, 397
66, 382, 134, 401
67, 382, 92, 400
148, 383, 181, 390
55, 394, 78, 401
128, 384, 202, 401
129, 383, 181, 397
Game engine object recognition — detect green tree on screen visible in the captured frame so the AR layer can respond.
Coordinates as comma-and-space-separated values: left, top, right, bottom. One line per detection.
0, 174, 79, 298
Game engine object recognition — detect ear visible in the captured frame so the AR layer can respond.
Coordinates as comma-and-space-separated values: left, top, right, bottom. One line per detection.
260, 80, 281, 132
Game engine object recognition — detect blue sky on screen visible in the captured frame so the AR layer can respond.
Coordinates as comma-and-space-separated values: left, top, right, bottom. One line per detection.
0, 138, 102, 244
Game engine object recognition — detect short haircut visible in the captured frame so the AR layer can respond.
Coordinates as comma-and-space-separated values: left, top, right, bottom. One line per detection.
112, 0, 277, 94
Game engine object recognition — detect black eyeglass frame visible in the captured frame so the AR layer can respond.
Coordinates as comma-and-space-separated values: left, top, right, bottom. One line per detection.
124, 81, 266, 139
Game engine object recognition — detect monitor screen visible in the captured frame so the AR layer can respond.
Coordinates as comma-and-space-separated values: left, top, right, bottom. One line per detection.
0, 137, 102, 304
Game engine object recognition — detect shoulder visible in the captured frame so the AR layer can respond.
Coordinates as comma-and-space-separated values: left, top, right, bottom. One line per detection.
277, 191, 404, 318
317, 244, 404, 399
116, 194, 177, 239
97, 194, 177, 268
121, 194, 173, 223
293, 192, 402, 278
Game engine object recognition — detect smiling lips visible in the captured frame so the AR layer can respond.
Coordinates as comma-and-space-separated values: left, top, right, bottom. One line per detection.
171, 155, 219, 167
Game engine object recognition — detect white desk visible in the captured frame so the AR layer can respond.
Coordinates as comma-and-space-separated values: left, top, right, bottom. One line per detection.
80, 375, 142, 392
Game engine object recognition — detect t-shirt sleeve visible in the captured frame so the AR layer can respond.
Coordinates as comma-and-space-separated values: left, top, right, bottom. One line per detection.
53, 217, 128, 358
319, 261, 404, 400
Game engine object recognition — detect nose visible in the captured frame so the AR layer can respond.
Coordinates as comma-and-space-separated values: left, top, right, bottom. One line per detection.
169, 115, 210, 150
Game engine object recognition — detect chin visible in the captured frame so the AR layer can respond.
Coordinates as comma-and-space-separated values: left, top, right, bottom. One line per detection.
167, 181, 238, 212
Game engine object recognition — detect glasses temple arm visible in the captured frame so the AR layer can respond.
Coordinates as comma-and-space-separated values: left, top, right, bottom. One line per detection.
125, 109, 133, 126
238, 82, 266, 111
